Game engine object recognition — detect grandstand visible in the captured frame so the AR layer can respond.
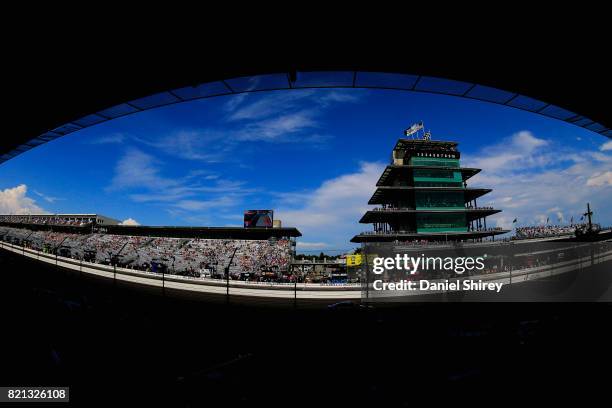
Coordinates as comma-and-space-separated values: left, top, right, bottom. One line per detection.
0, 213, 119, 226
0, 215, 300, 279
515, 225, 579, 239
513, 204, 606, 240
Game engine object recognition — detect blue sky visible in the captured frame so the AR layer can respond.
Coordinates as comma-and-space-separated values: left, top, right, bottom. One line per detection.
0, 88, 611, 253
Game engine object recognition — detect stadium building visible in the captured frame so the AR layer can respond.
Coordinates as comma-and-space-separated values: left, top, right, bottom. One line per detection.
0, 211, 301, 278
0, 213, 120, 226
352, 125, 509, 243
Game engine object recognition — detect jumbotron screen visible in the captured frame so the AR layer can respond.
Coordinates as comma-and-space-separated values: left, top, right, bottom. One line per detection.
243, 209, 273, 228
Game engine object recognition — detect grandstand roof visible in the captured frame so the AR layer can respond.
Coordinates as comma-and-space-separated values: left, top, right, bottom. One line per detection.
105, 225, 301, 240
0, 221, 301, 239
0, 214, 300, 239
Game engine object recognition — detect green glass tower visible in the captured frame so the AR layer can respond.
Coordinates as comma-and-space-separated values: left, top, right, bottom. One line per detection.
351, 129, 508, 243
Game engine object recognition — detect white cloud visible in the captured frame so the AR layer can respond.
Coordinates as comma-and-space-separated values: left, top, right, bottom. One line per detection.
173, 196, 236, 211
0, 184, 48, 214
89, 133, 126, 145
136, 130, 232, 162
223, 93, 250, 113
226, 90, 316, 121
466, 131, 551, 174
556, 211, 565, 223
587, 171, 612, 187
33, 190, 61, 203
107, 149, 254, 222
108, 148, 178, 191
463, 131, 612, 230
600, 140, 612, 151
126, 90, 365, 165
275, 161, 384, 249
234, 110, 318, 141
119, 218, 140, 226
317, 90, 360, 105
223, 89, 364, 144
296, 241, 330, 250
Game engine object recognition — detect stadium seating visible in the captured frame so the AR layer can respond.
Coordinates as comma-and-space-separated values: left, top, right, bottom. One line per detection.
514, 225, 578, 239
0, 226, 292, 278
0, 215, 95, 226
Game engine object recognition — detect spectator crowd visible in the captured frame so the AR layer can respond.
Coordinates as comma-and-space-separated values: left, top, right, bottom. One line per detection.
0, 215, 94, 226
0, 226, 292, 279
514, 224, 580, 239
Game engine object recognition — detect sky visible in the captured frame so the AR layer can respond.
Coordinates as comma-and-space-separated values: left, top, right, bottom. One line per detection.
0, 88, 610, 253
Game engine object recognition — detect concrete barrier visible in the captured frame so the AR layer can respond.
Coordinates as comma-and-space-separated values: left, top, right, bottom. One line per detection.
1, 240, 611, 300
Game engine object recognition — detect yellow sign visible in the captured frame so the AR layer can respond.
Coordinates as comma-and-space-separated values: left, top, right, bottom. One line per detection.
346, 254, 363, 267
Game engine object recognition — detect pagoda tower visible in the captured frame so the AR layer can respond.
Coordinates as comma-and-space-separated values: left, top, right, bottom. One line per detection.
351, 125, 508, 243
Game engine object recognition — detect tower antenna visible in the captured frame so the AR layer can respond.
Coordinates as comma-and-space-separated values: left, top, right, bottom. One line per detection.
583, 202, 594, 231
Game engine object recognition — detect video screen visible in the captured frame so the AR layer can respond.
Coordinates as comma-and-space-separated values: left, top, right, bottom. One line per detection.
243, 210, 273, 228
